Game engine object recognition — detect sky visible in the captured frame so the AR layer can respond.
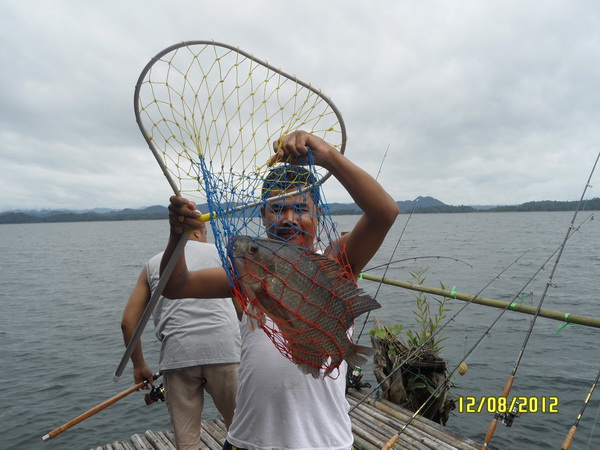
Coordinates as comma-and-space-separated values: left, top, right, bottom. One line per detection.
2, 0, 600, 211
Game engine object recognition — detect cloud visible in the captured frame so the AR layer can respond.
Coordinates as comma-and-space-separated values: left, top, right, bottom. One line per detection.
1, 0, 600, 211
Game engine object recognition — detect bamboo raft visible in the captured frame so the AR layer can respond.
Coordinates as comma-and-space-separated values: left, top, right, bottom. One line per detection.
93, 390, 479, 450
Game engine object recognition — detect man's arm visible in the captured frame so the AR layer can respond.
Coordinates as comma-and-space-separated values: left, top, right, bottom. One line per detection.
120, 268, 154, 387
271, 131, 399, 275
325, 147, 399, 276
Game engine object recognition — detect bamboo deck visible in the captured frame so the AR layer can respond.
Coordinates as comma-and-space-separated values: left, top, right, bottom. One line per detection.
93, 390, 480, 450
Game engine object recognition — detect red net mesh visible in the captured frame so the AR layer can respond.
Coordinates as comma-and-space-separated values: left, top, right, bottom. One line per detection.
231, 238, 361, 378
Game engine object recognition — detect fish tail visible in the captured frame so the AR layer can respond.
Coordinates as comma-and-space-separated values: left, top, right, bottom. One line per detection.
297, 363, 322, 379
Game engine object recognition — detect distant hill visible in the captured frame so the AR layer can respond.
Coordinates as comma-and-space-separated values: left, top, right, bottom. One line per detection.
0, 206, 169, 224
487, 198, 600, 212
1, 197, 599, 224
328, 196, 449, 215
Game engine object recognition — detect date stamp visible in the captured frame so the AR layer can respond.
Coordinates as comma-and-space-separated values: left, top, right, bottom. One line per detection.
457, 396, 559, 414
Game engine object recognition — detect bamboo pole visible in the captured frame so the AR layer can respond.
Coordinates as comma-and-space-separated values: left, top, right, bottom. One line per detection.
351, 399, 441, 449
131, 434, 148, 450
143, 430, 172, 450
155, 431, 177, 450
351, 433, 379, 450
361, 273, 600, 329
347, 390, 480, 449
201, 420, 227, 449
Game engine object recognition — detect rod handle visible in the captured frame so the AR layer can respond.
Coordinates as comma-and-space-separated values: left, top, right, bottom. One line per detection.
561, 425, 577, 450
42, 373, 160, 442
480, 375, 515, 449
382, 433, 398, 450
42, 382, 143, 441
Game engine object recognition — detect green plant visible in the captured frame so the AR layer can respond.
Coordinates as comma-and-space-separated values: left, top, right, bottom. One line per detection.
369, 268, 454, 424
371, 324, 404, 357
370, 267, 450, 357
404, 267, 450, 355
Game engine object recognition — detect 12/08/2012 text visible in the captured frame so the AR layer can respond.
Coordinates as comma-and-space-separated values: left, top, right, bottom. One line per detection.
457, 396, 559, 414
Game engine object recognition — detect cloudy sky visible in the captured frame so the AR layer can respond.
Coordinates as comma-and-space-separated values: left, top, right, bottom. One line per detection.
2, 0, 600, 211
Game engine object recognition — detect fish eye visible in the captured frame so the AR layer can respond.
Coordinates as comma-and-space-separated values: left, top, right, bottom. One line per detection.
249, 244, 259, 255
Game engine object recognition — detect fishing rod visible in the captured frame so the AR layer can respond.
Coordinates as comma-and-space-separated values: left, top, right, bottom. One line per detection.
351, 247, 532, 415
366, 205, 592, 447
375, 144, 390, 181
382, 327, 491, 449
378, 249, 541, 448
356, 197, 420, 343
380, 215, 592, 448
365, 255, 474, 272
360, 221, 600, 327
355, 203, 592, 438
481, 151, 600, 449
561, 363, 600, 449
42, 372, 162, 442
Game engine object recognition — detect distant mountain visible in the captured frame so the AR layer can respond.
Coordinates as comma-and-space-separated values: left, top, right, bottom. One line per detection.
0, 205, 169, 224
488, 198, 600, 212
9, 207, 118, 217
468, 205, 501, 211
1, 197, 598, 224
398, 196, 447, 213
328, 196, 449, 215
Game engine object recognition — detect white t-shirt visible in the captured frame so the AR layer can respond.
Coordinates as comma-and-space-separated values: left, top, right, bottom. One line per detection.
226, 315, 353, 450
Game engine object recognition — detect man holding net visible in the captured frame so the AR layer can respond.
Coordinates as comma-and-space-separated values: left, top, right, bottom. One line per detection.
162, 130, 399, 449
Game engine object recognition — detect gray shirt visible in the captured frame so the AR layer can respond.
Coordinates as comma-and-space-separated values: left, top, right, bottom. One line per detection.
147, 240, 241, 371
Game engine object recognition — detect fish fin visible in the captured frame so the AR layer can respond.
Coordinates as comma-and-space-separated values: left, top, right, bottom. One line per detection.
245, 304, 261, 332
310, 254, 381, 318
262, 275, 296, 322
323, 366, 335, 378
340, 292, 381, 329
345, 344, 376, 368
288, 342, 325, 378
345, 352, 368, 369
296, 363, 322, 379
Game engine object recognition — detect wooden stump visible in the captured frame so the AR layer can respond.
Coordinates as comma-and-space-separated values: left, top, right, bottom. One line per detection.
370, 318, 454, 425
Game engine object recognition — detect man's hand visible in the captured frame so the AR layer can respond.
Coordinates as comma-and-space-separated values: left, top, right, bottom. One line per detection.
133, 364, 155, 389
168, 196, 202, 234
268, 130, 336, 168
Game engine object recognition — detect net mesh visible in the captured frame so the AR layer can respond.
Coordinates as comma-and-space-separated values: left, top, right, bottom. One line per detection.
135, 41, 369, 377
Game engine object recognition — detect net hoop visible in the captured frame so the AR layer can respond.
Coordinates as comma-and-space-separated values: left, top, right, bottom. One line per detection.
133, 40, 346, 200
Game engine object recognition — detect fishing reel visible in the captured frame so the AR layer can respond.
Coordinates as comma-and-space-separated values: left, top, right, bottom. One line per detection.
346, 366, 372, 393
144, 383, 165, 405
495, 401, 521, 428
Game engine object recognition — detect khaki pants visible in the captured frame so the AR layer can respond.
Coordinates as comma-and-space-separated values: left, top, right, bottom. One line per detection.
163, 363, 239, 450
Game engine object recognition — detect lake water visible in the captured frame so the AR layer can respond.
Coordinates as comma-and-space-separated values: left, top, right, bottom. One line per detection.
1, 211, 599, 449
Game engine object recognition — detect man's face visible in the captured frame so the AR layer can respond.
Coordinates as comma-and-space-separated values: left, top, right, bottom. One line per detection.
261, 190, 319, 249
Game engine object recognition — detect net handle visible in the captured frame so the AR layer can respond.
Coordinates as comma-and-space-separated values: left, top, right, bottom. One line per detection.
133, 40, 347, 193
113, 231, 191, 381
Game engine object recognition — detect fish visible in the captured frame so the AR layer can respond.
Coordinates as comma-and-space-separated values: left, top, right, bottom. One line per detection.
230, 235, 381, 378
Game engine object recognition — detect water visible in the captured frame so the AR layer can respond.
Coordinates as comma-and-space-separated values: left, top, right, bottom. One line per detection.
1, 212, 599, 449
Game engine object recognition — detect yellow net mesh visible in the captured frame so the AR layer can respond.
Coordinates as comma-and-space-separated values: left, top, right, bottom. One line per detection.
134, 41, 345, 204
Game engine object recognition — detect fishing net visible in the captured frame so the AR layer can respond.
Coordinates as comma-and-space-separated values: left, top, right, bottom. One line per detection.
135, 41, 365, 377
